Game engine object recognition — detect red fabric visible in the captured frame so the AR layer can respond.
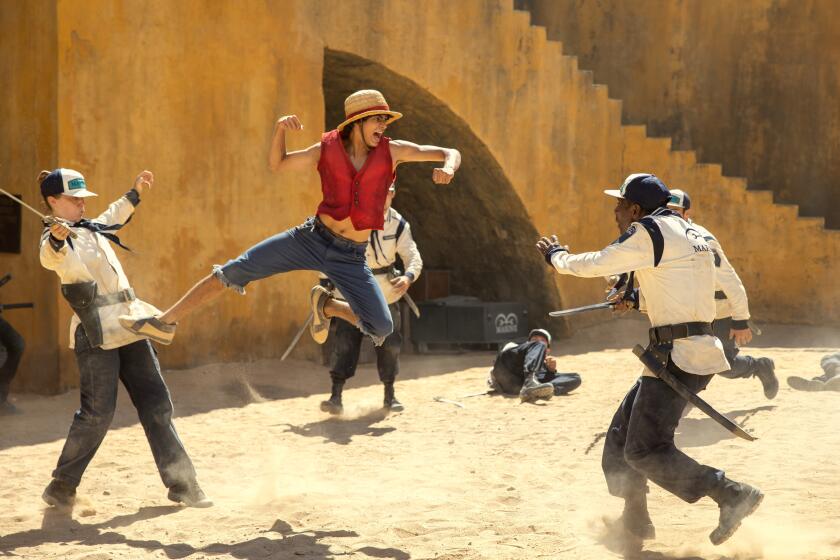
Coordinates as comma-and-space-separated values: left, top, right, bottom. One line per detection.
316, 129, 394, 231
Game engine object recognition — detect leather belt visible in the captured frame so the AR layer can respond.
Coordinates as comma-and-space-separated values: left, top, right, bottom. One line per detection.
714, 290, 728, 300
649, 321, 713, 345
94, 288, 135, 307
370, 265, 396, 276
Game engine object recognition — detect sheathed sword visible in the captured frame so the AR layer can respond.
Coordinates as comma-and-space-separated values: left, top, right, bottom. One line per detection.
0, 188, 78, 239
402, 291, 420, 318
633, 344, 757, 441
390, 268, 420, 318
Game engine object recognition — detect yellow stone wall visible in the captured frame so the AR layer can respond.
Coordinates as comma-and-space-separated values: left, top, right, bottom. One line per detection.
0, 0, 62, 393
520, 0, 840, 229
1, 0, 837, 393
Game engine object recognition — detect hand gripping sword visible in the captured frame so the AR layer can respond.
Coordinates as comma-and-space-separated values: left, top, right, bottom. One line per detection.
0, 188, 78, 239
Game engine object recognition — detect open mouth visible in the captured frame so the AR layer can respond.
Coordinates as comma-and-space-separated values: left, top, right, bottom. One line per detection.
372, 132, 382, 142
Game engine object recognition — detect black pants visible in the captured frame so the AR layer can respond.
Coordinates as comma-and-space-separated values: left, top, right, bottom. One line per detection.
330, 303, 401, 384
52, 326, 197, 489
602, 359, 724, 504
491, 340, 581, 396
713, 317, 759, 379
0, 316, 25, 403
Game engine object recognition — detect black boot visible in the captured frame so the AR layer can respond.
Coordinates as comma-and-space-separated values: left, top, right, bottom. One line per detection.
320, 380, 344, 415
621, 493, 656, 540
383, 383, 404, 412
708, 479, 764, 545
519, 374, 554, 403
754, 358, 778, 399
168, 480, 213, 508
42, 479, 77, 508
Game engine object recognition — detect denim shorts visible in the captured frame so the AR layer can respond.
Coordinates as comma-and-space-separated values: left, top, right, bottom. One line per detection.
214, 217, 393, 343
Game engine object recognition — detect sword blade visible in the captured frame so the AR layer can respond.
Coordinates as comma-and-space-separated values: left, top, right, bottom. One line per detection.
0, 188, 48, 219
633, 345, 757, 441
0, 188, 78, 239
549, 302, 614, 317
280, 313, 313, 361
402, 292, 421, 318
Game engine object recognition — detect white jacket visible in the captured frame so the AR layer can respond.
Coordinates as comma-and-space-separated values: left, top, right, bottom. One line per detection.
688, 221, 750, 322
39, 194, 160, 350
551, 208, 729, 376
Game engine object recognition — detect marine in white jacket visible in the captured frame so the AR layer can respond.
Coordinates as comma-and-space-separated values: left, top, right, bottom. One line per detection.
537, 174, 763, 546
37, 168, 209, 509
320, 185, 422, 414
666, 189, 777, 398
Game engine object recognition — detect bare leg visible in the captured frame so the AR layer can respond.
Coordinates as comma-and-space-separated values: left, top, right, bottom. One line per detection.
159, 274, 226, 325
324, 298, 360, 326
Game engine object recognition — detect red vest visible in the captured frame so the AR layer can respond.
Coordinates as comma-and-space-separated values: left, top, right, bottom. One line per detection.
316, 129, 395, 231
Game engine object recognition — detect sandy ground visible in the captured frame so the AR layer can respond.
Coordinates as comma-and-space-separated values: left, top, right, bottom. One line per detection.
1, 318, 839, 560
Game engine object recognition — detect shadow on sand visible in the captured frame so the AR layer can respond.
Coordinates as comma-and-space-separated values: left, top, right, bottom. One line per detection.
676, 405, 776, 448
275, 407, 396, 445
0, 507, 409, 560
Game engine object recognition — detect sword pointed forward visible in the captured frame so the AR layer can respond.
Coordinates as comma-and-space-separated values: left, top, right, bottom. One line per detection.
0, 188, 78, 239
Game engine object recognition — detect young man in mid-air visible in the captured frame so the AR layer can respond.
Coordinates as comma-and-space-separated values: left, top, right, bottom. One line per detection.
120, 90, 460, 349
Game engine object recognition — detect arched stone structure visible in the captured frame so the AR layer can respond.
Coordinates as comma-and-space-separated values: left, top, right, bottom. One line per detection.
0, 0, 836, 393
322, 49, 563, 326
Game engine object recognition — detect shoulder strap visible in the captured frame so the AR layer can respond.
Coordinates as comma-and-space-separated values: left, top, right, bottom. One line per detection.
395, 216, 407, 240
638, 216, 665, 267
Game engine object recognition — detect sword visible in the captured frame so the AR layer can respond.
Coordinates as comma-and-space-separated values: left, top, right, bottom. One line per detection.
633, 344, 756, 441
402, 291, 421, 318
549, 302, 614, 317
0, 188, 78, 239
389, 268, 420, 318
280, 312, 313, 361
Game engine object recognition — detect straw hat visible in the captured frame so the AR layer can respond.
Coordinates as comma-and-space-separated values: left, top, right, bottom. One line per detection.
336, 90, 403, 131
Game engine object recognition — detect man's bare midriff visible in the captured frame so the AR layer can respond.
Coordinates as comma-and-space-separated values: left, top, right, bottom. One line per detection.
318, 213, 371, 243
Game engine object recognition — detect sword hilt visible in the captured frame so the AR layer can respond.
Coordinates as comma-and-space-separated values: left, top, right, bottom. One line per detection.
43, 217, 78, 239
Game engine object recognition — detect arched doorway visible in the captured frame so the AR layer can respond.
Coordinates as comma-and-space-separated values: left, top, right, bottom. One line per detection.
322, 49, 565, 337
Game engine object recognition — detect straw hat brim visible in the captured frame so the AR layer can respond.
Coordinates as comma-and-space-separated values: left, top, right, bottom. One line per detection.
337, 110, 403, 131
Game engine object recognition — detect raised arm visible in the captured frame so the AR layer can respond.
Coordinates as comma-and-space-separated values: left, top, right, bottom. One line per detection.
389, 140, 461, 185
268, 115, 321, 173
93, 170, 152, 227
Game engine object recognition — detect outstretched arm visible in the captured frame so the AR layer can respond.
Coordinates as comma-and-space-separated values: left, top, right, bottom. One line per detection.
536, 226, 654, 278
390, 140, 461, 184
268, 115, 321, 173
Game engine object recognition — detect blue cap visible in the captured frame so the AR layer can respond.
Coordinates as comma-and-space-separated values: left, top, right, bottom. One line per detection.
604, 173, 670, 211
40, 168, 98, 199
667, 189, 691, 210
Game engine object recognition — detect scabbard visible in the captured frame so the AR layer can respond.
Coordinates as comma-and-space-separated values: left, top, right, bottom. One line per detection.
632, 345, 756, 442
